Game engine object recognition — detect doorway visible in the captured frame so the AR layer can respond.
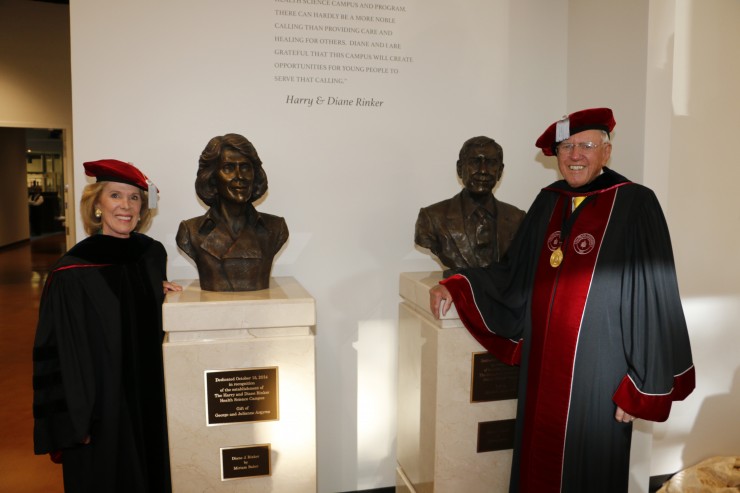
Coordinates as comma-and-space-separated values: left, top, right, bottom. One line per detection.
26, 128, 66, 238
0, 126, 71, 250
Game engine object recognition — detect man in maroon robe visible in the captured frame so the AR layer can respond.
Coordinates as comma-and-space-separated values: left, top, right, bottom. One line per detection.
429, 108, 695, 493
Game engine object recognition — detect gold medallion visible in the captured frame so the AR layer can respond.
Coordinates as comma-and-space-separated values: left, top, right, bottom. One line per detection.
550, 247, 563, 267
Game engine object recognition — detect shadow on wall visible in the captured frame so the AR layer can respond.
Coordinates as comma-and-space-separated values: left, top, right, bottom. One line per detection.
649, 294, 740, 480
681, 366, 740, 468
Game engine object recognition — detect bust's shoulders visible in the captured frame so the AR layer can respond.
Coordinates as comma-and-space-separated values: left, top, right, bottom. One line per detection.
180, 213, 208, 227
494, 197, 526, 218
420, 191, 463, 213
256, 211, 286, 225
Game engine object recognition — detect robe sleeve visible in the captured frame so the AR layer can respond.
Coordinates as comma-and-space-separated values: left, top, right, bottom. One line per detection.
32, 269, 96, 454
612, 187, 695, 422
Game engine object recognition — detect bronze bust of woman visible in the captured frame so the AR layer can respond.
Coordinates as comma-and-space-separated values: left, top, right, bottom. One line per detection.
177, 133, 288, 291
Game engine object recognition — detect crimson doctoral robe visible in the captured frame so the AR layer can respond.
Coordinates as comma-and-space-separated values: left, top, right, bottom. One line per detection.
442, 168, 694, 493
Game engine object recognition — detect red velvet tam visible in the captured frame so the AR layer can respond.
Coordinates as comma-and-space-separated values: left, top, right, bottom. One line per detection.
535, 107, 616, 156
83, 159, 159, 208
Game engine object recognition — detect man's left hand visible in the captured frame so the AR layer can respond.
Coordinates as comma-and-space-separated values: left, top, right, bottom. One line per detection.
615, 406, 636, 423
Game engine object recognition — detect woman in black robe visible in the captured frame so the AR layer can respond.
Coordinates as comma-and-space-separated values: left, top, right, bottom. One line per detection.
32, 159, 181, 493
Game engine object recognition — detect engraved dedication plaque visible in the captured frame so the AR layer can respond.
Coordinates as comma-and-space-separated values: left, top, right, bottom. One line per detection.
470, 352, 519, 402
477, 419, 516, 453
221, 444, 271, 480
205, 367, 279, 425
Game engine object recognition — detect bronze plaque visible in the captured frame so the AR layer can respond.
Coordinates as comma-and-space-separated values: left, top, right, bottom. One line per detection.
470, 352, 519, 402
221, 444, 271, 480
205, 367, 279, 425
477, 419, 516, 452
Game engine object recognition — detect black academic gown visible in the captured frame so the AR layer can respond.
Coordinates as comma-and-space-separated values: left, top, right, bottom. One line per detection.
442, 168, 695, 493
32, 233, 172, 493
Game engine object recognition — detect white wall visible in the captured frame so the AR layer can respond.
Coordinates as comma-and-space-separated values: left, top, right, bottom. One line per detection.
68, 1, 564, 490
65, 0, 740, 490
644, 0, 740, 476
568, 0, 650, 183
0, 0, 73, 247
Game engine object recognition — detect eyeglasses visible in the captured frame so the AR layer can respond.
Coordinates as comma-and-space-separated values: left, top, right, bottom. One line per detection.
557, 141, 604, 154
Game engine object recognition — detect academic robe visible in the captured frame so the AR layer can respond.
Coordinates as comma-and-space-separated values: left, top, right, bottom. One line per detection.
441, 168, 695, 493
32, 233, 172, 493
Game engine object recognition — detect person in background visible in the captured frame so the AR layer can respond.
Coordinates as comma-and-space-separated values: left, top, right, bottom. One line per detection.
28, 182, 45, 236
429, 108, 695, 492
32, 159, 181, 493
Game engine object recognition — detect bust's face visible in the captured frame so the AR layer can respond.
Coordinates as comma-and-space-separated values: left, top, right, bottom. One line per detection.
216, 148, 255, 204
457, 144, 503, 197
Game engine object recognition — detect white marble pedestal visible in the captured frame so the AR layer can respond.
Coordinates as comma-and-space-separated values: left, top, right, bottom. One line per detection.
396, 272, 516, 493
162, 277, 316, 493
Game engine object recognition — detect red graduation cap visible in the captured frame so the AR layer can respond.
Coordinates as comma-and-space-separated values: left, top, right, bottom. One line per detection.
535, 107, 616, 156
83, 159, 158, 208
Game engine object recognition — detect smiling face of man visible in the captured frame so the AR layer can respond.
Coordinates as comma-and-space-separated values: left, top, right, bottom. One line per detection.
556, 129, 612, 188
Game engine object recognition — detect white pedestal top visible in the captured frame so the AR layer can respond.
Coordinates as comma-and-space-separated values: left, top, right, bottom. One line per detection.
164, 277, 316, 335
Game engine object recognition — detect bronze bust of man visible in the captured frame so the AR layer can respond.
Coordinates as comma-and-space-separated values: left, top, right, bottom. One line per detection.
415, 136, 525, 276
176, 133, 289, 291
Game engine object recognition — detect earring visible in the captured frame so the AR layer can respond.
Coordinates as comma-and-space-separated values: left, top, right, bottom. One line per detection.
95, 208, 102, 218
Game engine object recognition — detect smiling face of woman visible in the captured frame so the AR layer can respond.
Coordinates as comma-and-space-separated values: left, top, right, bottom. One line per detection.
95, 182, 143, 238
216, 148, 255, 205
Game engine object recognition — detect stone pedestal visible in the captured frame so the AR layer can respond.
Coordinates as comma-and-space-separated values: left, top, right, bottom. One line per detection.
162, 277, 316, 493
396, 272, 516, 493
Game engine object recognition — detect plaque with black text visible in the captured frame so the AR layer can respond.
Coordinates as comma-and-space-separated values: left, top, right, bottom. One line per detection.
477, 419, 516, 453
470, 352, 519, 402
205, 367, 279, 425
221, 444, 271, 480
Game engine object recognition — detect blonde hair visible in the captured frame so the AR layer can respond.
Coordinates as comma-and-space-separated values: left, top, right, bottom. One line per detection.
80, 182, 152, 236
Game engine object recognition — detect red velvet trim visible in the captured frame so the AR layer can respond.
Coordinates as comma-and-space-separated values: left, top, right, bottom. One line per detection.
53, 263, 111, 272
43, 263, 112, 296
612, 366, 696, 423
49, 450, 63, 464
542, 180, 630, 197
520, 189, 617, 491
672, 366, 696, 401
441, 275, 522, 366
